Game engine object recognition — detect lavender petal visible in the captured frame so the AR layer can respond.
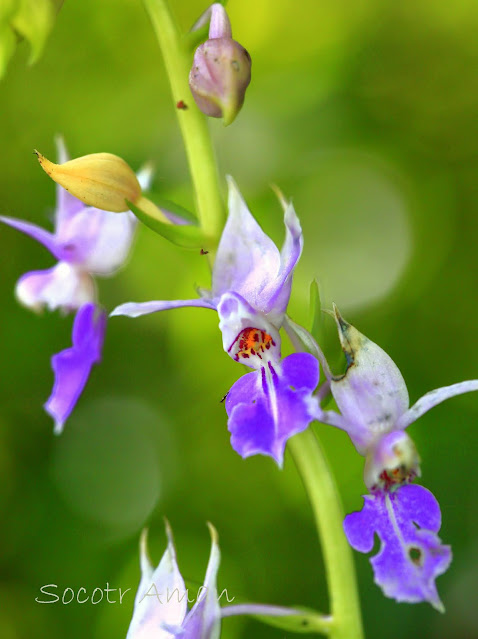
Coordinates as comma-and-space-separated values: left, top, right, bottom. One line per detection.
44, 303, 106, 434
212, 178, 282, 310
110, 298, 216, 319
0, 215, 62, 260
226, 353, 320, 466
56, 206, 137, 274
344, 484, 451, 610
396, 380, 478, 430
260, 200, 303, 320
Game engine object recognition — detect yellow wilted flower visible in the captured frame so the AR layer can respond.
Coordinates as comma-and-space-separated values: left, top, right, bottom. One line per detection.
35, 150, 143, 213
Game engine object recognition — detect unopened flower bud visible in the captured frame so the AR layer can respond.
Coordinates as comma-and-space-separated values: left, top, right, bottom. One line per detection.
35, 150, 142, 212
189, 3, 251, 126
364, 431, 421, 492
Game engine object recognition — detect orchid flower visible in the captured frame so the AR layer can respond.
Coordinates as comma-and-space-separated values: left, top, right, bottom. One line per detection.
112, 178, 319, 466
1, 138, 151, 433
316, 306, 478, 610
127, 522, 324, 638
126, 523, 221, 639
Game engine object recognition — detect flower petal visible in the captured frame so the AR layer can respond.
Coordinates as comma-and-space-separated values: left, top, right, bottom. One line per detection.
136, 165, 154, 192
344, 484, 451, 610
44, 303, 106, 434
110, 298, 216, 319
212, 178, 281, 312
396, 380, 478, 430
180, 524, 221, 639
217, 292, 281, 368
16, 262, 96, 312
330, 309, 409, 454
225, 353, 320, 465
0, 215, 62, 259
127, 525, 187, 639
260, 200, 303, 321
56, 205, 137, 274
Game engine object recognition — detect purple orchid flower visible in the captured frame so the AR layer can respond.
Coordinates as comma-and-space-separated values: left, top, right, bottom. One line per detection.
111, 178, 319, 466
126, 523, 221, 639
1, 138, 152, 433
316, 306, 478, 610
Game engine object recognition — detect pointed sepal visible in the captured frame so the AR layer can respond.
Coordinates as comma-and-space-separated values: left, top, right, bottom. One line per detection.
329, 305, 409, 454
126, 523, 187, 639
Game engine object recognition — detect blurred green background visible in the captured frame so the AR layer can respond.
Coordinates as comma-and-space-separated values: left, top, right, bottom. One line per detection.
1, 0, 478, 637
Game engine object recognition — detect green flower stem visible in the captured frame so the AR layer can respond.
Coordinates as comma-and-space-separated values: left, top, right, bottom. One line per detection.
288, 428, 364, 639
142, 0, 225, 247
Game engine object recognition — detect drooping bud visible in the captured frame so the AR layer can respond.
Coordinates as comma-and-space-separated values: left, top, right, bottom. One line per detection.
35, 150, 142, 212
364, 430, 421, 492
189, 3, 251, 126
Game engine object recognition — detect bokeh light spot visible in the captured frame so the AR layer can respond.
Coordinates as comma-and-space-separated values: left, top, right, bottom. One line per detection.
51, 397, 163, 539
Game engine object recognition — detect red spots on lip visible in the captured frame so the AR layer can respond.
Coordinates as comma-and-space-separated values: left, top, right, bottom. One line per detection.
375, 466, 418, 492
229, 327, 276, 362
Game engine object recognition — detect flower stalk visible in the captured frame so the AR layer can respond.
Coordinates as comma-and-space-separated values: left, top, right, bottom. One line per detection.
288, 428, 364, 639
142, 0, 225, 250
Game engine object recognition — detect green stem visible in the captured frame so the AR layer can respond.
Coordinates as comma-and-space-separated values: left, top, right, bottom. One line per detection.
288, 428, 364, 639
142, 0, 225, 246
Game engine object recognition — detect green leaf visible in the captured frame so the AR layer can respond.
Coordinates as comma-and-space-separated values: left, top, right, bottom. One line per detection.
127, 199, 212, 249
11, 0, 54, 65
252, 608, 332, 635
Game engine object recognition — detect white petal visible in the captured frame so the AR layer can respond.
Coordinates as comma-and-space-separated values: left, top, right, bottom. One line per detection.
16, 262, 95, 313
127, 526, 187, 639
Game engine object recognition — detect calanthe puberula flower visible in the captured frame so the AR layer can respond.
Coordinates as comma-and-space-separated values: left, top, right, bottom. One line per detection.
112, 178, 319, 465
127, 523, 221, 639
0, 138, 152, 433
316, 306, 478, 609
